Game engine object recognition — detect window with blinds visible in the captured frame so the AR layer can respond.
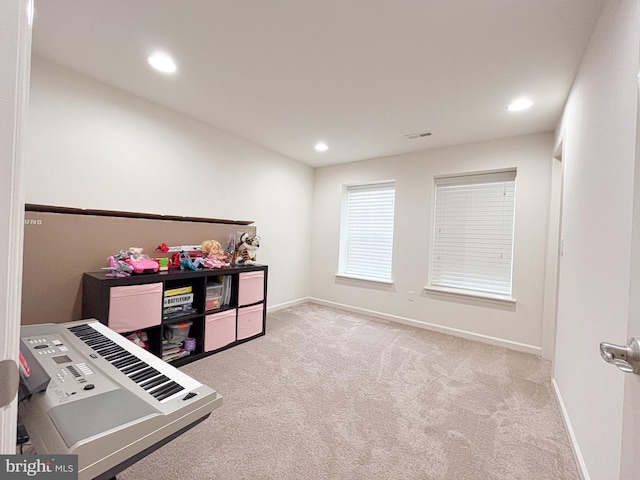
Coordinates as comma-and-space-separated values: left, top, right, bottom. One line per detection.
339, 181, 396, 282
430, 170, 516, 297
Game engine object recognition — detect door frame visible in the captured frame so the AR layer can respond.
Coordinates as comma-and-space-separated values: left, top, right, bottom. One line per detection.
0, 0, 32, 453
542, 138, 565, 362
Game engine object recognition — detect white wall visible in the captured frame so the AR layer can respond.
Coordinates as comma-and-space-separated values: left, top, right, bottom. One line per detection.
25, 56, 314, 308
553, 1, 640, 478
310, 132, 553, 351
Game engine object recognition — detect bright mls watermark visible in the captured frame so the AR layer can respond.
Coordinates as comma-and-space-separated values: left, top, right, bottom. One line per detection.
0, 455, 77, 479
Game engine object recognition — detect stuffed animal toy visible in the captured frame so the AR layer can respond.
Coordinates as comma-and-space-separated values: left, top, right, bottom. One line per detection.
235, 232, 261, 265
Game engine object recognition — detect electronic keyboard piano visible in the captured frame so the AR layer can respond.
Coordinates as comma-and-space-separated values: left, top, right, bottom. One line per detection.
18, 320, 222, 480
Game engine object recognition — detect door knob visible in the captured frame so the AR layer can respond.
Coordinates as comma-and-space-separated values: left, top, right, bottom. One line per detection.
600, 337, 640, 374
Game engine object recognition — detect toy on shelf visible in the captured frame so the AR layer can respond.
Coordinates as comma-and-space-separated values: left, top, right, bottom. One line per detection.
179, 251, 200, 271
155, 243, 203, 268
102, 255, 133, 277
119, 247, 159, 274
155, 243, 203, 255
156, 257, 171, 271
201, 239, 230, 269
125, 330, 149, 350
225, 234, 235, 265
235, 232, 261, 265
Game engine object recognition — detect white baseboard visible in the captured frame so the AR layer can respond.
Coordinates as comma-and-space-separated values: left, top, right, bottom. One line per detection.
308, 297, 542, 356
552, 378, 589, 480
267, 297, 310, 313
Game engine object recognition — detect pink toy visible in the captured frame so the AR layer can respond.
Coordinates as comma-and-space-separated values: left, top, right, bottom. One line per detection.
121, 247, 159, 274
125, 330, 149, 350
103, 255, 132, 277
201, 240, 230, 268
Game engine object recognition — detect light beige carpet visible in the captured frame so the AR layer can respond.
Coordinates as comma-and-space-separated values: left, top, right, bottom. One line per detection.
117, 303, 579, 480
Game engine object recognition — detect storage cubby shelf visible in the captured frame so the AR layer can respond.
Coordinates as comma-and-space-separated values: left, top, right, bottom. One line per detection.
82, 264, 268, 366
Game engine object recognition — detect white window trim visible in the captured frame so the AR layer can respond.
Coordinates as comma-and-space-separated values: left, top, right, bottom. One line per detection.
335, 273, 394, 286
426, 168, 517, 303
423, 285, 516, 306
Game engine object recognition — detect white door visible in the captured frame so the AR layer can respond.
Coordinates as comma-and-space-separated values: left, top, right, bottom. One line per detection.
619, 65, 640, 480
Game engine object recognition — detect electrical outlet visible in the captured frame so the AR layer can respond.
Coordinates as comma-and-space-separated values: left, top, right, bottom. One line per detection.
408, 291, 415, 301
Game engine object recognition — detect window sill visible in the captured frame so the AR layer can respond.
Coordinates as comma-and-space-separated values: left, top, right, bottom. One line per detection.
335, 273, 394, 286
423, 286, 516, 306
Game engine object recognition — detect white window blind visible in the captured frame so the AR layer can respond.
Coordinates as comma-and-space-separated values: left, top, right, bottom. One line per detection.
340, 182, 396, 282
431, 171, 516, 296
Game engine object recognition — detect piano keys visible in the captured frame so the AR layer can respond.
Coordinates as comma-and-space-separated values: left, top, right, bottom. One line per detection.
18, 320, 222, 480
67, 323, 188, 402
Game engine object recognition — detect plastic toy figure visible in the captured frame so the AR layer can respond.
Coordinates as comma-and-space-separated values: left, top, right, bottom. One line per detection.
179, 251, 198, 271
225, 234, 235, 265
103, 255, 133, 277
179, 251, 199, 271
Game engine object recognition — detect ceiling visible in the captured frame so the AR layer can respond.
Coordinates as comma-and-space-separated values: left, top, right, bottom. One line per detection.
30, 0, 605, 168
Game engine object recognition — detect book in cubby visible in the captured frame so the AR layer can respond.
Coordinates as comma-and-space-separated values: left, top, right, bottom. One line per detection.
163, 285, 196, 320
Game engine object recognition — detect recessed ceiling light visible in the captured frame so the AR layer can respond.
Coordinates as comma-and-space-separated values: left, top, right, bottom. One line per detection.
315, 142, 329, 152
147, 52, 177, 73
507, 98, 533, 112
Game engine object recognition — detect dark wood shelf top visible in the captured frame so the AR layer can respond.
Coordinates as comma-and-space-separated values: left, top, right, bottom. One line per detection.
84, 264, 267, 284
26, 203, 254, 226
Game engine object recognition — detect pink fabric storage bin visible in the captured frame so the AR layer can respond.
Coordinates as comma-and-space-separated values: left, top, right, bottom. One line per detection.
205, 310, 236, 352
238, 271, 264, 306
237, 303, 264, 340
108, 283, 162, 333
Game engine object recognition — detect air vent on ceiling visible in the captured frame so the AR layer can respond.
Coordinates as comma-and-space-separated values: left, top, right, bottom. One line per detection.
404, 131, 433, 140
